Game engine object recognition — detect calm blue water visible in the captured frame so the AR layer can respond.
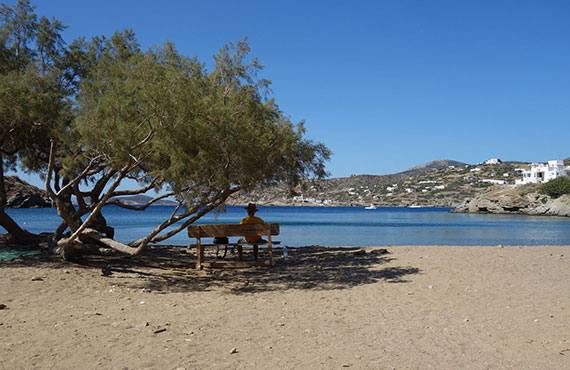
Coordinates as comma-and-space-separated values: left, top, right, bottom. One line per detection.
3, 206, 570, 246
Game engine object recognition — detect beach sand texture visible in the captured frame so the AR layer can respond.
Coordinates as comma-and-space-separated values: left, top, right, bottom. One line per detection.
1, 245, 569, 369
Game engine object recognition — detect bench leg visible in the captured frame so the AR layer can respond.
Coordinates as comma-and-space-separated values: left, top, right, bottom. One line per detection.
268, 235, 274, 267
237, 245, 243, 261
196, 238, 203, 270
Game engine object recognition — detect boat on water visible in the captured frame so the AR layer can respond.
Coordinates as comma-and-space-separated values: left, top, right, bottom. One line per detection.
408, 205, 422, 208
364, 204, 377, 210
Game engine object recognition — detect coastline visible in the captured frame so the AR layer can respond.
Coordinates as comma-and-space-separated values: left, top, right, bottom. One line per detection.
1, 245, 569, 369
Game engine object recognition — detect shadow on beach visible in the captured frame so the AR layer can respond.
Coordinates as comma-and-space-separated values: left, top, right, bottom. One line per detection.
1, 244, 421, 294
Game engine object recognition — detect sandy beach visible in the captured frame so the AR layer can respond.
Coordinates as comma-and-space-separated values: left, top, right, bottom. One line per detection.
1, 244, 569, 370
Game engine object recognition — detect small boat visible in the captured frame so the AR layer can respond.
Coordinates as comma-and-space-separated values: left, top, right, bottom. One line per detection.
408, 205, 422, 208
365, 204, 377, 210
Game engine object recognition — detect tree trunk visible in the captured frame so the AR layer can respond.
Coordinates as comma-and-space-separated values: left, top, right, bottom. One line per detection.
51, 196, 83, 260
0, 154, 33, 244
57, 228, 143, 257
0, 209, 32, 243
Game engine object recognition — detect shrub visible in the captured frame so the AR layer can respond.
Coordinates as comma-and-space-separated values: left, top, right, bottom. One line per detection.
540, 177, 570, 198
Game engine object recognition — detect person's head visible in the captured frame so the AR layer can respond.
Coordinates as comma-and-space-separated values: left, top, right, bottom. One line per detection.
244, 203, 258, 216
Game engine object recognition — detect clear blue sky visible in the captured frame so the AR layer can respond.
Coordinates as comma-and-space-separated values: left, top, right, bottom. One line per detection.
9, 0, 570, 186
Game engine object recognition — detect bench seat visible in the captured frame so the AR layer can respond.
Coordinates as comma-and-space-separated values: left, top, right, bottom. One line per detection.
188, 241, 281, 248
187, 223, 280, 269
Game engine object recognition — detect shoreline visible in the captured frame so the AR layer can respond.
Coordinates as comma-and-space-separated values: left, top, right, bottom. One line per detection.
1, 245, 569, 369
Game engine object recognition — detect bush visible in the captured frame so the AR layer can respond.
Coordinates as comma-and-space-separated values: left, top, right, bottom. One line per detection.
540, 177, 570, 198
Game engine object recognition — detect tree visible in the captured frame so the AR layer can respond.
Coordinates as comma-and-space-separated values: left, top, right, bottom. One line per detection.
540, 176, 570, 198
47, 33, 330, 259
0, 0, 79, 244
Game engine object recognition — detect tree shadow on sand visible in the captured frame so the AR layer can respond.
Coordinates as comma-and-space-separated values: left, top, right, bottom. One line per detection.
1, 244, 421, 294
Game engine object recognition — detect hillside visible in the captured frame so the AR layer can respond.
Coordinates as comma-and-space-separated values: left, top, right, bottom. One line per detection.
4, 176, 51, 208
398, 159, 469, 177
112, 195, 177, 206
228, 159, 533, 208
452, 184, 570, 217
6, 158, 567, 209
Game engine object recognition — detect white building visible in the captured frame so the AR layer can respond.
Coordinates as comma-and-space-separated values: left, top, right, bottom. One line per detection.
480, 179, 506, 185
482, 158, 502, 165
515, 160, 570, 185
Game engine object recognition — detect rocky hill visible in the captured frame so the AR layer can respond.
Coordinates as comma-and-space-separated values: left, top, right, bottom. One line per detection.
227, 159, 534, 208
452, 184, 570, 217
398, 159, 469, 177
4, 176, 51, 208
112, 195, 177, 206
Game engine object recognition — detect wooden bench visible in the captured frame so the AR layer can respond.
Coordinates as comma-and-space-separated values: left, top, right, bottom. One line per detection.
187, 223, 280, 269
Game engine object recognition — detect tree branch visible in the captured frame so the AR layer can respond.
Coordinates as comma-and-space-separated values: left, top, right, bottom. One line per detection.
129, 129, 154, 152
110, 179, 158, 197
129, 186, 241, 249
105, 191, 176, 211
45, 140, 57, 199
56, 154, 104, 196
59, 162, 132, 247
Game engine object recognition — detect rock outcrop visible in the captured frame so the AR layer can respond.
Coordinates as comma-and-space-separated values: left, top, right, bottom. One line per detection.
451, 185, 570, 217
4, 176, 51, 208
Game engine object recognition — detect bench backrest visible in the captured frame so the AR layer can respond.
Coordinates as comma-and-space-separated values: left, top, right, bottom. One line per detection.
187, 223, 279, 238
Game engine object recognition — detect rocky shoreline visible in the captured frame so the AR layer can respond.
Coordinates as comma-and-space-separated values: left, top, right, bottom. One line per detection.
451, 185, 570, 217
4, 176, 51, 208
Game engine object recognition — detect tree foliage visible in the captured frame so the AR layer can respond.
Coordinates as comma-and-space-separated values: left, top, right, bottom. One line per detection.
45, 32, 330, 258
0, 0, 80, 243
540, 176, 570, 199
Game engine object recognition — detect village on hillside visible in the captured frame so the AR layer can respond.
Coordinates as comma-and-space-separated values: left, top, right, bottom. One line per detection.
6, 158, 570, 210
228, 158, 570, 208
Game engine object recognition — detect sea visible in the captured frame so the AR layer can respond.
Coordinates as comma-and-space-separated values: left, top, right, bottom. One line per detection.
3, 206, 570, 247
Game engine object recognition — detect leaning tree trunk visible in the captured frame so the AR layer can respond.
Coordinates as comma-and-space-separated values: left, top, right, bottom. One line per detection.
0, 155, 34, 244
0, 209, 32, 244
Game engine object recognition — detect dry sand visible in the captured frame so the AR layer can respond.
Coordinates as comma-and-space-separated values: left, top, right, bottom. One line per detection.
1, 245, 569, 370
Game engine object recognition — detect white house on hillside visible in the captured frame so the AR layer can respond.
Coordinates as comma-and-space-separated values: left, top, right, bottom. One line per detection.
482, 158, 502, 165
515, 160, 570, 185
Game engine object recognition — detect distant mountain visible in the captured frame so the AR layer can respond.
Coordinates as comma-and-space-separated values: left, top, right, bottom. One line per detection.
112, 195, 177, 206
398, 160, 470, 177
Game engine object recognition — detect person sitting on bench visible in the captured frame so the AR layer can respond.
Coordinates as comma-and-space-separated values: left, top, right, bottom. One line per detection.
238, 203, 266, 261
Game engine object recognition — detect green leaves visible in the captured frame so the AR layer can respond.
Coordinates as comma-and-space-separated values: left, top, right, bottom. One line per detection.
2, 3, 330, 247
540, 177, 570, 199
72, 32, 330, 212
0, 0, 70, 165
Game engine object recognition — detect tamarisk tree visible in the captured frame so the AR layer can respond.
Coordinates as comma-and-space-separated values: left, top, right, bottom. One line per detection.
0, 0, 81, 243
47, 32, 330, 259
